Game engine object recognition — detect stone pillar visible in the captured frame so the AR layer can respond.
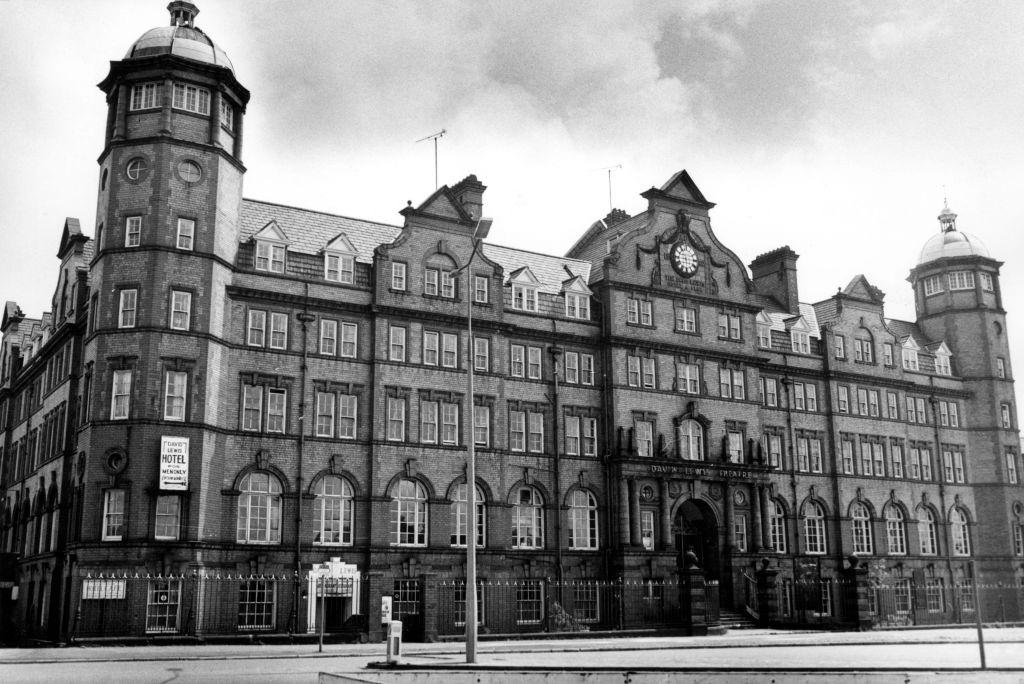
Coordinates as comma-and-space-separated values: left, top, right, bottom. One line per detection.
618, 477, 631, 546
759, 485, 772, 550
755, 558, 779, 627
112, 84, 128, 141
751, 484, 764, 552
209, 89, 222, 145
421, 572, 439, 642
366, 571, 387, 642
840, 555, 872, 631
659, 479, 673, 551
723, 481, 734, 553
160, 77, 173, 135
628, 479, 641, 546
678, 550, 707, 635
233, 102, 245, 160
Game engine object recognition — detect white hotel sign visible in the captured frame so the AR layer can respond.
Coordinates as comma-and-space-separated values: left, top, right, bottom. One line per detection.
159, 436, 189, 490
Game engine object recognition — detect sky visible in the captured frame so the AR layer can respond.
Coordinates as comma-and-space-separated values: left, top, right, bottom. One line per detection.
1, 0, 1022, 409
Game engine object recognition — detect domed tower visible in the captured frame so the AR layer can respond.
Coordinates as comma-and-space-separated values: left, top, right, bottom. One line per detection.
908, 202, 1019, 580
79, 3, 248, 557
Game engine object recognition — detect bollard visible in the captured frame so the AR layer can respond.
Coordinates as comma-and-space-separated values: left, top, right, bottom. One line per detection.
386, 620, 403, 664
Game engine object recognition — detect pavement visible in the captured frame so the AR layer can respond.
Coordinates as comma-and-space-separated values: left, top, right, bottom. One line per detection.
1, 625, 1022, 664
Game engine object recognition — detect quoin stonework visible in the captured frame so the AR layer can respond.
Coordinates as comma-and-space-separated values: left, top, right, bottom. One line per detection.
2, 3, 1022, 643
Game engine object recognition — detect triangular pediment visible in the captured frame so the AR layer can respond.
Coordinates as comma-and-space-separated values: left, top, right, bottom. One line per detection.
253, 220, 289, 244
786, 316, 812, 333
561, 275, 592, 295
660, 170, 707, 203
932, 341, 951, 356
843, 274, 885, 304
2, 301, 24, 331
508, 267, 540, 286
756, 311, 773, 325
323, 233, 358, 256
56, 217, 86, 260
902, 336, 920, 351
413, 186, 473, 223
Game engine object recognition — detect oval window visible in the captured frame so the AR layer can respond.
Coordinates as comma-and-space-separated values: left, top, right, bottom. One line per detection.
100, 168, 109, 191
126, 157, 148, 181
178, 160, 202, 183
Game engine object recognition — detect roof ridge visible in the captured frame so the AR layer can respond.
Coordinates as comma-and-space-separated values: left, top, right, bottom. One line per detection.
242, 197, 401, 229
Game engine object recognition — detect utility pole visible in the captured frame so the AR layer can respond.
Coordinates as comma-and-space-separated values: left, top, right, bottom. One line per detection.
417, 129, 447, 189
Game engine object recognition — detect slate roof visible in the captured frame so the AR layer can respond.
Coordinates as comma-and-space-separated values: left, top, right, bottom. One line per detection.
762, 301, 821, 337
240, 198, 591, 294
811, 298, 839, 326
885, 318, 927, 345
483, 243, 592, 295
240, 199, 401, 264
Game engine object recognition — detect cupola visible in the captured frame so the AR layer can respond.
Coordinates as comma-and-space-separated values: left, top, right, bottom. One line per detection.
123, 2, 234, 73
917, 200, 990, 265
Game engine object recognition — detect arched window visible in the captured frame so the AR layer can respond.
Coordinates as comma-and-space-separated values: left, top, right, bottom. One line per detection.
769, 500, 787, 553
450, 483, 485, 547
512, 486, 544, 549
568, 489, 598, 549
918, 508, 938, 555
803, 501, 826, 554
236, 472, 282, 544
678, 420, 704, 461
885, 507, 906, 555
390, 479, 427, 546
851, 502, 873, 555
315, 475, 354, 546
951, 508, 971, 556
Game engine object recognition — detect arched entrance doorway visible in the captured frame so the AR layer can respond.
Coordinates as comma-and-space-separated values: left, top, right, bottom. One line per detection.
674, 498, 720, 581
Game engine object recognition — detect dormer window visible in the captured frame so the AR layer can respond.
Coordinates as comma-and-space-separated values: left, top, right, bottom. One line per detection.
325, 254, 354, 284
933, 343, 953, 376
565, 294, 589, 320
513, 284, 537, 311
791, 331, 810, 354
902, 341, 919, 371
256, 242, 285, 273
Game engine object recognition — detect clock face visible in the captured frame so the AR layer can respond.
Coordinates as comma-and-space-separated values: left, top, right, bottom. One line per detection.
671, 242, 699, 277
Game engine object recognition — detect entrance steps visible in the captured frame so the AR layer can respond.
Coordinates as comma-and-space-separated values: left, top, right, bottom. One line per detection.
717, 607, 760, 630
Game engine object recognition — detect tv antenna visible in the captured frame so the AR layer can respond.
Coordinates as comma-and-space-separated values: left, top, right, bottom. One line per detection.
599, 164, 622, 212
417, 129, 447, 189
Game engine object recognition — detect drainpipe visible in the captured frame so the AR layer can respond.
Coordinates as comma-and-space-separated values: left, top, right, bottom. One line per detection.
819, 327, 845, 568
549, 343, 564, 597
927, 382, 955, 582
294, 284, 315, 634
781, 357, 802, 604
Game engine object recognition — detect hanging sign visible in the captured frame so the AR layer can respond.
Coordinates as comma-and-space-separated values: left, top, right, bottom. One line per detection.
159, 436, 189, 490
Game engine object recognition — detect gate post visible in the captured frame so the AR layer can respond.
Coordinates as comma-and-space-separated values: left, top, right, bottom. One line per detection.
366, 571, 386, 643
839, 555, 872, 631
678, 548, 707, 635
755, 557, 779, 627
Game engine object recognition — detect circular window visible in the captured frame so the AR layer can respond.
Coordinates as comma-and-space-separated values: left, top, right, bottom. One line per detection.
126, 157, 148, 181
177, 160, 202, 183
1014, 502, 1024, 517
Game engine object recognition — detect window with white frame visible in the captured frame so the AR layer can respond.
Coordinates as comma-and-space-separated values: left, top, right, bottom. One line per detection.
170, 290, 191, 330
118, 289, 138, 328
145, 579, 181, 633
474, 337, 489, 372
791, 331, 810, 354
423, 331, 439, 366
887, 391, 899, 419
1014, 521, 1024, 556
886, 507, 906, 555
324, 254, 355, 284
923, 274, 943, 296
565, 415, 581, 455
628, 298, 652, 326
641, 357, 656, 389
391, 262, 406, 291
565, 293, 589, 320
635, 420, 654, 457
111, 369, 132, 419
765, 433, 783, 468
757, 323, 771, 348
837, 385, 850, 413
902, 345, 919, 371
834, 335, 846, 359
320, 320, 337, 355
315, 391, 335, 437
564, 352, 579, 384
236, 472, 282, 544
441, 333, 458, 368
241, 384, 263, 431
163, 371, 187, 421
125, 216, 142, 247
727, 429, 744, 463
512, 284, 537, 311
581, 353, 595, 385
510, 345, 525, 377
172, 82, 210, 114
841, 439, 854, 474
996, 357, 1006, 378
719, 368, 744, 399
509, 410, 526, 452
255, 242, 285, 273
770, 500, 787, 552
102, 489, 125, 541
853, 338, 873, 363
390, 326, 406, 362
247, 310, 266, 346
315, 475, 353, 545
220, 97, 234, 131
948, 271, 975, 291
676, 306, 698, 333
891, 442, 904, 478
474, 275, 489, 303
627, 356, 641, 387
268, 312, 288, 350
851, 502, 873, 555
338, 394, 357, 438
528, 411, 544, 452
1006, 449, 1018, 484
979, 272, 994, 291
527, 346, 542, 379
641, 511, 655, 550
951, 508, 971, 556
387, 396, 406, 441
129, 82, 161, 110
154, 495, 180, 541
390, 479, 427, 546
450, 483, 485, 547
568, 490, 598, 549
441, 402, 460, 445
919, 508, 938, 555
266, 389, 286, 433
868, 390, 879, 417
1001, 403, 1012, 429
176, 218, 195, 250
883, 343, 894, 366
803, 501, 826, 554
734, 514, 748, 552
474, 405, 490, 447
678, 419, 703, 461
678, 362, 700, 394
934, 353, 951, 376
582, 416, 597, 456
512, 486, 544, 548
420, 400, 438, 444
718, 313, 741, 340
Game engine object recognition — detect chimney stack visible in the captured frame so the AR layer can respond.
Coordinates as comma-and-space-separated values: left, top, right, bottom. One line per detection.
750, 246, 800, 314
451, 174, 486, 220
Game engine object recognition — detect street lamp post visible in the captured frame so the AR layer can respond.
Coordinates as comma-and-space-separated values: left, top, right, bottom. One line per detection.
460, 217, 491, 664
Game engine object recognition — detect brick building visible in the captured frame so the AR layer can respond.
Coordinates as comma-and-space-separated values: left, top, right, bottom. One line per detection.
1, 3, 1022, 642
